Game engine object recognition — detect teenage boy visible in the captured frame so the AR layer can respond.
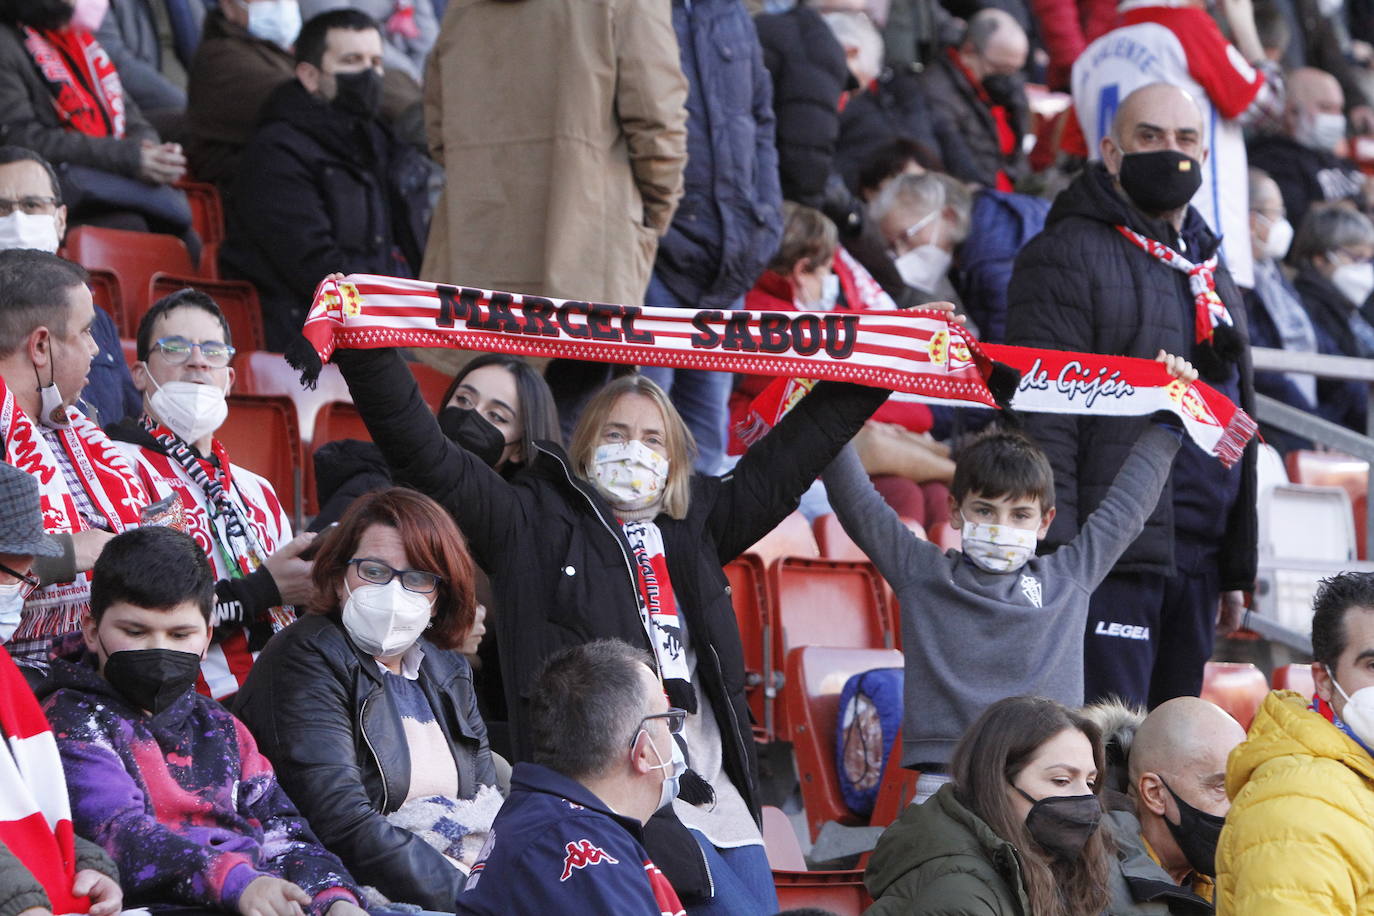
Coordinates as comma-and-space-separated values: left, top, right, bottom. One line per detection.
36, 526, 366, 916
822, 352, 1194, 803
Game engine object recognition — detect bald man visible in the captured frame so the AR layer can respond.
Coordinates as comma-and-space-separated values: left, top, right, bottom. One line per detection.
1072, 0, 1286, 290
915, 8, 1029, 191
1006, 82, 1257, 711
1249, 68, 1367, 231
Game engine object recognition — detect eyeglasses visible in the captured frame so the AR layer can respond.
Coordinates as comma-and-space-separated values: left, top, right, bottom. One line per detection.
151, 335, 236, 368
629, 708, 687, 746
348, 557, 444, 595
0, 561, 39, 599
887, 208, 941, 257
0, 196, 58, 217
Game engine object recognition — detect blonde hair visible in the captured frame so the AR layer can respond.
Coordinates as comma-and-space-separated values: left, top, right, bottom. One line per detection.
768, 202, 838, 275
569, 375, 696, 520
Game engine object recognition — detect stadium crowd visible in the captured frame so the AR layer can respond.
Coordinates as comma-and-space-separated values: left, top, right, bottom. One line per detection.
4, 0, 1374, 910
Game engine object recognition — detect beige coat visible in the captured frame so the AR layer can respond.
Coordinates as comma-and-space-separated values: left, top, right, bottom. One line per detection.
422, 0, 687, 312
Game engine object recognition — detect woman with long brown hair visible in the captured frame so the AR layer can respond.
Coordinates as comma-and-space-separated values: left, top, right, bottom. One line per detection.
866, 695, 1113, 915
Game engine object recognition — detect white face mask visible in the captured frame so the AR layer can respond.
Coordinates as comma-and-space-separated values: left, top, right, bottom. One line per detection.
795, 272, 840, 312
1263, 217, 1294, 261
0, 211, 59, 254
0, 580, 25, 644
959, 518, 1038, 573
1331, 259, 1374, 307
36, 362, 69, 429
639, 727, 687, 811
1301, 110, 1348, 152
592, 440, 669, 512
148, 377, 229, 445
341, 579, 433, 657
244, 0, 302, 49
1331, 676, 1374, 747
894, 238, 953, 293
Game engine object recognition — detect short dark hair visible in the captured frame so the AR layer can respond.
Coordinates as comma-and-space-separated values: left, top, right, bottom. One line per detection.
951, 428, 1055, 511
90, 527, 215, 623
0, 146, 60, 202
857, 138, 944, 198
295, 8, 379, 67
529, 639, 655, 780
136, 289, 233, 362
0, 0, 71, 30
0, 249, 88, 356
1311, 572, 1374, 670
438, 353, 563, 449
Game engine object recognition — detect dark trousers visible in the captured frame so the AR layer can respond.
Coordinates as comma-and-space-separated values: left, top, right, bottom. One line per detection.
1083, 538, 1221, 708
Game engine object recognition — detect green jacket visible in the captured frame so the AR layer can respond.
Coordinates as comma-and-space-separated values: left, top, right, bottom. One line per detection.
0, 837, 118, 916
864, 783, 1031, 915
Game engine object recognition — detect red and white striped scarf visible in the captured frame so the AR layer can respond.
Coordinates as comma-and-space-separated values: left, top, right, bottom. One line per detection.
622, 520, 689, 687
297, 274, 1256, 467
0, 378, 146, 652
0, 644, 88, 916
1116, 225, 1234, 345
21, 26, 127, 138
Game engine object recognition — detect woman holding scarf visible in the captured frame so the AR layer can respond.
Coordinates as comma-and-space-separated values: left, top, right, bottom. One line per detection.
329, 340, 890, 916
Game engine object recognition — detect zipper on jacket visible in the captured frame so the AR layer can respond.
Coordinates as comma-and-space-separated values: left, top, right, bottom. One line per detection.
537, 444, 664, 680
359, 693, 390, 813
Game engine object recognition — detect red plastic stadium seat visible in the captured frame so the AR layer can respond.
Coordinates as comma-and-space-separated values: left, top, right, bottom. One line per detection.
1200, 661, 1269, 729
219, 394, 303, 526
724, 553, 773, 740
233, 350, 351, 444
867, 726, 919, 832
87, 268, 123, 329
1272, 663, 1316, 701
747, 511, 819, 566
773, 869, 870, 915
761, 806, 806, 871
784, 645, 903, 841
149, 274, 266, 352
409, 359, 453, 411
175, 179, 225, 246
120, 338, 136, 370
313, 400, 370, 450
813, 513, 868, 561
65, 226, 196, 328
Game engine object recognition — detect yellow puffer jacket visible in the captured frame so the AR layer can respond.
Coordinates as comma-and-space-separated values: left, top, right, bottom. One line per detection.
1216, 690, 1374, 914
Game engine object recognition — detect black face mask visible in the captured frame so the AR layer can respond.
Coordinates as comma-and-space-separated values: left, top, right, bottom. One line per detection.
1160, 778, 1225, 877
331, 69, 382, 120
1117, 149, 1203, 215
102, 648, 202, 715
437, 406, 508, 468
1014, 785, 1103, 860
981, 73, 1020, 108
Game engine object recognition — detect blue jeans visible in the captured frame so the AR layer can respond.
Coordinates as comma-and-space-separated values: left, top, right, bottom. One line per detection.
639, 273, 738, 474
685, 830, 778, 916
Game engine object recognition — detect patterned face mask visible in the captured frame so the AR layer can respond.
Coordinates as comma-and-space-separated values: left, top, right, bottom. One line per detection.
591, 440, 669, 511
959, 519, 1038, 573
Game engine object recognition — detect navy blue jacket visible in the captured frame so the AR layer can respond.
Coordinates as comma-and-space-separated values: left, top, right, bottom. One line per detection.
655, 0, 783, 310
456, 763, 681, 916
955, 188, 1049, 344
81, 304, 140, 428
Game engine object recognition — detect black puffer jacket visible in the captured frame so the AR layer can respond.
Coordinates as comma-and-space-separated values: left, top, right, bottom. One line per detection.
332, 346, 888, 901
220, 80, 434, 351
755, 6, 851, 206
1005, 163, 1257, 591
916, 52, 1028, 190
835, 65, 945, 193
231, 614, 494, 911
1247, 134, 1363, 233
1294, 262, 1374, 361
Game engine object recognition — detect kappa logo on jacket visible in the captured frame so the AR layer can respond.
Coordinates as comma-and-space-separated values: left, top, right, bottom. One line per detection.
560, 838, 620, 881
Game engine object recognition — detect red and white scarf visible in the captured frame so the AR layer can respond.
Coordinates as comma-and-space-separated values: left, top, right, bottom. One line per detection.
298, 274, 1257, 467
22, 26, 126, 138
1116, 225, 1234, 345
115, 422, 294, 700
0, 645, 88, 916
622, 520, 690, 688
1, 379, 146, 650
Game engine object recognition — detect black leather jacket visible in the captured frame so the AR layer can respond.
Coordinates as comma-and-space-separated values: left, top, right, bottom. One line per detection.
232, 614, 494, 910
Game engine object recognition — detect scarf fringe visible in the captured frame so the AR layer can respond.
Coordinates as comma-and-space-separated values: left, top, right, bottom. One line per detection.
1214, 405, 1258, 468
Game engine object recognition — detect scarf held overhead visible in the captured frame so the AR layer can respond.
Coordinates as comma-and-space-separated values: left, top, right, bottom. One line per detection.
298, 275, 1255, 466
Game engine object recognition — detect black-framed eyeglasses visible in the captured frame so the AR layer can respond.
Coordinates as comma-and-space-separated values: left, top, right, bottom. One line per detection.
348, 557, 444, 595
151, 335, 236, 368
629, 708, 687, 746
0, 196, 58, 217
0, 560, 39, 599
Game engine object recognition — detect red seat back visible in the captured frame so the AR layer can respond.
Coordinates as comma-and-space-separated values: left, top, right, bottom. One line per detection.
410, 360, 453, 412
813, 512, 869, 561
87, 269, 123, 329
1201, 661, 1269, 729
1272, 663, 1316, 701
313, 400, 370, 450
772, 557, 892, 656
175, 179, 225, 246
785, 645, 903, 841
867, 726, 919, 832
724, 553, 772, 740
747, 511, 819, 566
233, 350, 351, 444
149, 273, 266, 352
220, 394, 303, 525
65, 226, 196, 331
773, 870, 870, 915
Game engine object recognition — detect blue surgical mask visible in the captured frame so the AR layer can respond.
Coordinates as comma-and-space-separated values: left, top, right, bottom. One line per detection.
643, 728, 686, 811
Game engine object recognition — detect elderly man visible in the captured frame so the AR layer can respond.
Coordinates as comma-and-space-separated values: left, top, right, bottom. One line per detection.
1072, 0, 1284, 289
1248, 67, 1368, 231
1107, 697, 1245, 913
1006, 83, 1257, 710
456, 639, 685, 916
917, 8, 1029, 191
1218, 572, 1374, 912
106, 288, 314, 700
